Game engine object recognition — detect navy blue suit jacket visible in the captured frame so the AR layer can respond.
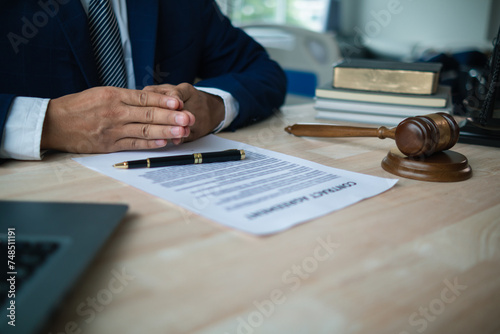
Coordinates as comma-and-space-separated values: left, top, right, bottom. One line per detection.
0, 0, 286, 149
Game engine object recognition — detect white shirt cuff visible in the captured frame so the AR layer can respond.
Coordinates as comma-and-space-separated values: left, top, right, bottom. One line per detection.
195, 87, 239, 133
0, 97, 49, 160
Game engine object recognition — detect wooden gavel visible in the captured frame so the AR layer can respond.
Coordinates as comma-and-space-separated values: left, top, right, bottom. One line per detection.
285, 113, 460, 157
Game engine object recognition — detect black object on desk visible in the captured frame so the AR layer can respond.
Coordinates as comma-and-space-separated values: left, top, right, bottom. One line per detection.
0, 201, 128, 334
113, 149, 246, 169
458, 24, 500, 147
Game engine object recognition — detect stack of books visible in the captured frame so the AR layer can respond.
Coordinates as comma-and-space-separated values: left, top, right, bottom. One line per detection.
314, 59, 452, 126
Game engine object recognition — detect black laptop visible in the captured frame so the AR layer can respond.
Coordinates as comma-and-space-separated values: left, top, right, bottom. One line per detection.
0, 201, 128, 334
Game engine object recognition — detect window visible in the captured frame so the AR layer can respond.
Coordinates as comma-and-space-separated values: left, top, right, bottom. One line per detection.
216, 0, 332, 32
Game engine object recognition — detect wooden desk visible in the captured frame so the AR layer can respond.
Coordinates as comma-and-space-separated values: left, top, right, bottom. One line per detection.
1, 104, 499, 334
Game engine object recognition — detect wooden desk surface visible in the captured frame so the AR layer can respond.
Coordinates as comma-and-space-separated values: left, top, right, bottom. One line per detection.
1, 104, 499, 334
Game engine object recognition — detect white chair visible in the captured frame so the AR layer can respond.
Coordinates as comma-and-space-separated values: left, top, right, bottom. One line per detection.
241, 24, 342, 101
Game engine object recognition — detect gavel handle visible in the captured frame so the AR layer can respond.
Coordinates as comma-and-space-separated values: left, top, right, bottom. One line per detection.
285, 124, 396, 140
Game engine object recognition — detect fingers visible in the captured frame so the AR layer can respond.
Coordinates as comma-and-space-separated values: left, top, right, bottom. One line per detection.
161, 83, 193, 102
143, 82, 197, 109
110, 84, 198, 151
120, 123, 191, 140
142, 84, 184, 110
125, 106, 195, 129
114, 86, 182, 110
114, 138, 169, 151
41, 86, 199, 154
113, 135, 185, 152
119, 86, 195, 132
171, 138, 184, 145
112, 87, 196, 148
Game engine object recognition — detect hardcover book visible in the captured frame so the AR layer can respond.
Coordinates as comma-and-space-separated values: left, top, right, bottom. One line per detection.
332, 59, 442, 95
314, 94, 451, 118
316, 84, 450, 108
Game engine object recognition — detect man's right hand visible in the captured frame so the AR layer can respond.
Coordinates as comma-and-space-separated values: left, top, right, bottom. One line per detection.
40, 86, 195, 153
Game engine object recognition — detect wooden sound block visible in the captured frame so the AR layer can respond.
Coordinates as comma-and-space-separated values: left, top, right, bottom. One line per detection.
381, 147, 472, 182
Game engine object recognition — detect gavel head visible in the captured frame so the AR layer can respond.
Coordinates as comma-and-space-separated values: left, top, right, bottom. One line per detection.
395, 113, 460, 157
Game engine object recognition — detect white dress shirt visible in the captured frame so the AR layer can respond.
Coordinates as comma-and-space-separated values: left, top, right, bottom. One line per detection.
0, 0, 238, 160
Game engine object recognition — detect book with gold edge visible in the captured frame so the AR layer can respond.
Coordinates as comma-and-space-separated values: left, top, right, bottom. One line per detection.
333, 59, 442, 95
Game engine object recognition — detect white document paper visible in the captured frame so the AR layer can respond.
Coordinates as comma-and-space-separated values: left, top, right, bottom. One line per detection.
73, 135, 397, 235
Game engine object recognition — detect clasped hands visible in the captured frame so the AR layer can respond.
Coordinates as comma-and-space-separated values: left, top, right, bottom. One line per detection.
41, 83, 225, 154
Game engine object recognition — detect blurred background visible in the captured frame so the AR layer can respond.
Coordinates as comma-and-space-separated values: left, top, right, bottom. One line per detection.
215, 0, 500, 113
216, 0, 499, 61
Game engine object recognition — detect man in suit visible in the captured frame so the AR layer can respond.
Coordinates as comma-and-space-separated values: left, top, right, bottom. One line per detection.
0, 0, 287, 160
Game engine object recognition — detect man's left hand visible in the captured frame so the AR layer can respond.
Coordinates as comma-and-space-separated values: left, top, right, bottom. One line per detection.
143, 83, 225, 145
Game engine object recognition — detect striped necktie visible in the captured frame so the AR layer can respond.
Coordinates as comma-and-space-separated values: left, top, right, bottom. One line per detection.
88, 0, 127, 88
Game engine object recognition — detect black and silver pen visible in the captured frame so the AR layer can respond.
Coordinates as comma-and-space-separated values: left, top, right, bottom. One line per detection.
113, 149, 245, 169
